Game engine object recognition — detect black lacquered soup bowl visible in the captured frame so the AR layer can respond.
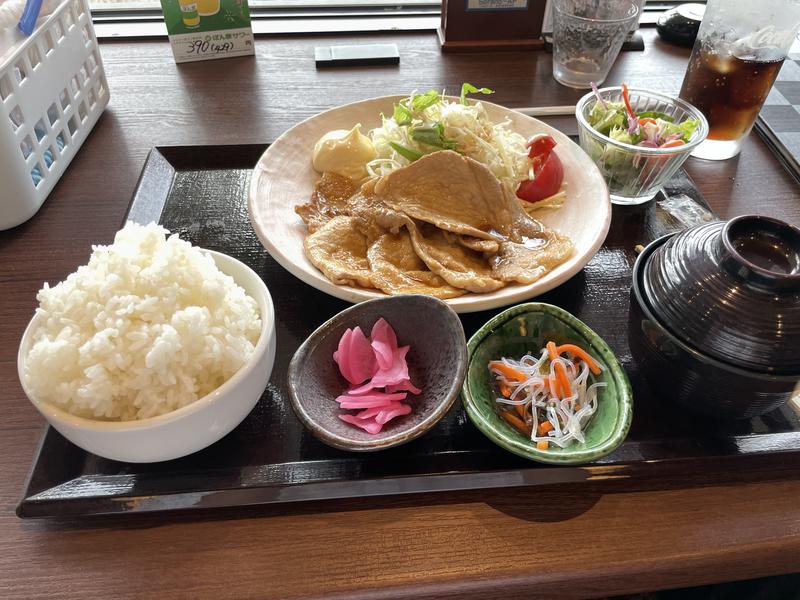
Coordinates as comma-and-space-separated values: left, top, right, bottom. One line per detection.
641, 215, 800, 373
629, 234, 799, 419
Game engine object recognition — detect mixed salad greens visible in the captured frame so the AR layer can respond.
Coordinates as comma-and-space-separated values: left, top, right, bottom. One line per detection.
582, 83, 701, 196
588, 83, 700, 148
383, 84, 495, 162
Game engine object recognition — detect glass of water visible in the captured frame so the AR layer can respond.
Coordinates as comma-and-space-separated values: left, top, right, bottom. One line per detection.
552, 0, 641, 89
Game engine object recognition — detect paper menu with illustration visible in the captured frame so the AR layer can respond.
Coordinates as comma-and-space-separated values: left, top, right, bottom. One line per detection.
160, 0, 255, 63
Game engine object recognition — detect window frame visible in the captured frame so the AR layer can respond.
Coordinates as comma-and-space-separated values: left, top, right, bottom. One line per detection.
88, 0, 680, 40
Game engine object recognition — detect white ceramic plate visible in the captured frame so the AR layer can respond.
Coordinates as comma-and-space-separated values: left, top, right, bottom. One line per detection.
248, 96, 611, 313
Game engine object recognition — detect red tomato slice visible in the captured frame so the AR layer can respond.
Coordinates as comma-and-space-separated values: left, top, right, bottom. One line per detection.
527, 134, 557, 160
516, 151, 564, 203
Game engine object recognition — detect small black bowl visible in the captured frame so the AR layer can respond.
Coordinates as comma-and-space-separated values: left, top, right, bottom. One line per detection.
630, 234, 799, 419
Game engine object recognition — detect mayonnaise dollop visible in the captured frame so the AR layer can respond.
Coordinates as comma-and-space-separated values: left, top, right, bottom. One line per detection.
312, 124, 376, 181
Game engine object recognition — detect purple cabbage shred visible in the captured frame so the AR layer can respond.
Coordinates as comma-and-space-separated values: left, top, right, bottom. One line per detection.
591, 82, 608, 109
627, 113, 640, 136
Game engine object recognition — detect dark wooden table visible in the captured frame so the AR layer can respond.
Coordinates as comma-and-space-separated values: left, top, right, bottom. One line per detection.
2, 28, 799, 599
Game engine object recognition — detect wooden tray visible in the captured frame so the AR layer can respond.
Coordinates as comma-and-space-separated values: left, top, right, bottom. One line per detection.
17, 143, 800, 519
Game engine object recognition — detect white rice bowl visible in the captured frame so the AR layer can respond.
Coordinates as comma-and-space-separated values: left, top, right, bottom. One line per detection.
23, 222, 262, 421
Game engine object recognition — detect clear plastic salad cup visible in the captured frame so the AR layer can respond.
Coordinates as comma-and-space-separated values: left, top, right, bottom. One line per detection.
575, 87, 709, 205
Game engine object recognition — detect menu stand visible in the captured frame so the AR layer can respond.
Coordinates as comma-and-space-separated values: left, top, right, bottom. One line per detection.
438, 0, 547, 52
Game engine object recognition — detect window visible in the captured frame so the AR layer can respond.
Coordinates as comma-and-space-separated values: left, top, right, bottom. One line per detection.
91, 0, 438, 7
88, 0, 440, 16
89, 0, 441, 37
87, 0, 688, 38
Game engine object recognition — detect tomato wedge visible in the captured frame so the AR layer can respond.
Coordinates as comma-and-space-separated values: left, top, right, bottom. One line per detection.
517, 151, 563, 203
517, 134, 564, 203
527, 134, 556, 163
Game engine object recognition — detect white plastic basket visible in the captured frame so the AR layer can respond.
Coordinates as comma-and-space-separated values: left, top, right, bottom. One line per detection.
0, 0, 109, 230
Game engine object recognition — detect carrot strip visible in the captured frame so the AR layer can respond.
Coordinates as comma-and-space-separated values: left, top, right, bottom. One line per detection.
537, 420, 554, 436
489, 361, 527, 382
546, 341, 558, 364
515, 402, 526, 419
638, 117, 656, 125
621, 83, 635, 118
536, 440, 549, 450
556, 364, 571, 398
546, 341, 571, 399
554, 343, 602, 375
490, 362, 531, 427
500, 411, 532, 436
548, 376, 560, 399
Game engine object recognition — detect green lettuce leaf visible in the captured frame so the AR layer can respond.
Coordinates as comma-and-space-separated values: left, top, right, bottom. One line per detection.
392, 90, 441, 125
609, 126, 633, 145
588, 100, 627, 135
389, 142, 423, 161
659, 118, 700, 142
393, 103, 413, 125
460, 83, 494, 105
637, 110, 674, 123
411, 90, 441, 112
410, 123, 459, 150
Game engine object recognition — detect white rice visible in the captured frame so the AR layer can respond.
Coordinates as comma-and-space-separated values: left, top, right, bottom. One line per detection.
23, 221, 262, 421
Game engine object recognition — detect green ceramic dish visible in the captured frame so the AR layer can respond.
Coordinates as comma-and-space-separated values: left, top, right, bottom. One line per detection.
462, 303, 632, 465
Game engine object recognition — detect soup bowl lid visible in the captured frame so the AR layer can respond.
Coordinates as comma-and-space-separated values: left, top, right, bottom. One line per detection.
640, 215, 800, 374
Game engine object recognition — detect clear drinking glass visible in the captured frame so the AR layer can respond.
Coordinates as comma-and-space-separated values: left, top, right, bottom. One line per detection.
552, 0, 641, 89
679, 0, 800, 160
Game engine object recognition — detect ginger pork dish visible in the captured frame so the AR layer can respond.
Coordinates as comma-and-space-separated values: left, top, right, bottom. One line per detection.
295, 85, 575, 298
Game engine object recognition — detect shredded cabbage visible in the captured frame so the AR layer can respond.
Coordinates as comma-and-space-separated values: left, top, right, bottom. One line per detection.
367, 90, 532, 193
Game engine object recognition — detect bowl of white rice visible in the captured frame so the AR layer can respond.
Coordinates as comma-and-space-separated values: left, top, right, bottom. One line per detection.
17, 222, 276, 463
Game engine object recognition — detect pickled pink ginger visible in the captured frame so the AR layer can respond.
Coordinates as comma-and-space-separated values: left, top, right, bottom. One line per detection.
333, 318, 420, 434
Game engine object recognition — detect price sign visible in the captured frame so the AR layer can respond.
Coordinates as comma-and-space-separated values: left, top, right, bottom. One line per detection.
171, 28, 254, 62
160, 0, 255, 63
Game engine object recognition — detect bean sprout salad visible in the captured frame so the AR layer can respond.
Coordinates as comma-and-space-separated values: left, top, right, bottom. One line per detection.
488, 342, 606, 450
